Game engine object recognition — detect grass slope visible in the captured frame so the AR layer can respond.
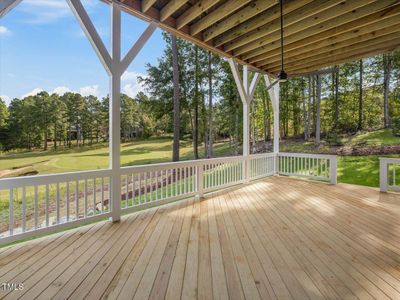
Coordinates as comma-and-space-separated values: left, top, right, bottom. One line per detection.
0, 137, 231, 176
1, 130, 399, 187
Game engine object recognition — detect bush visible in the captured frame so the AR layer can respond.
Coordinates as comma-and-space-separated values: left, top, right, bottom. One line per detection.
392, 117, 400, 136
326, 130, 343, 146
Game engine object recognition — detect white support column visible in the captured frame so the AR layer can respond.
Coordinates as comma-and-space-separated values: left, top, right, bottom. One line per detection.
229, 59, 261, 182
109, 2, 122, 222
68, 0, 156, 222
0, 0, 22, 18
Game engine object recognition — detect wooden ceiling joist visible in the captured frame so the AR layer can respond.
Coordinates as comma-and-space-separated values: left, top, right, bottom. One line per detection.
160, 0, 188, 21
253, 14, 400, 67
175, 0, 221, 29
235, 0, 385, 57
213, 0, 314, 47
190, 0, 252, 36
267, 32, 400, 73
257, 26, 400, 70
290, 44, 400, 76
202, 0, 277, 42
141, 0, 157, 12
224, 0, 344, 52
114, 0, 400, 76
241, 1, 400, 62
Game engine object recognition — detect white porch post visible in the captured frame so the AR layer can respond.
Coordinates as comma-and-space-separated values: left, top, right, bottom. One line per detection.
67, 0, 156, 222
264, 75, 280, 173
109, 2, 122, 222
229, 59, 260, 181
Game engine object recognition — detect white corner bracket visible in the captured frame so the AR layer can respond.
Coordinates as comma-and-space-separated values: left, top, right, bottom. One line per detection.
0, 0, 23, 18
67, 0, 156, 222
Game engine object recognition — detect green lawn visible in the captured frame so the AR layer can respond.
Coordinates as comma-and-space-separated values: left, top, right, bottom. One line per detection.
0, 137, 232, 176
338, 155, 399, 187
1, 131, 399, 188
340, 129, 400, 147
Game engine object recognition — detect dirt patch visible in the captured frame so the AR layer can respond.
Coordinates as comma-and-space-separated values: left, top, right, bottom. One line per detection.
0, 166, 38, 178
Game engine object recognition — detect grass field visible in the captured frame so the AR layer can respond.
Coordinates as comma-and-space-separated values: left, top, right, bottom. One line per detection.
1, 131, 399, 188
0, 137, 232, 176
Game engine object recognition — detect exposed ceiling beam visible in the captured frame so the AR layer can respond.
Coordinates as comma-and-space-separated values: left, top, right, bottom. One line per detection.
289, 68, 336, 78
241, 1, 400, 62
114, 0, 263, 72
268, 32, 400, 73
141, 0, 157, 13
261, 24, 400, 69
288, 43, 400, 76
190, 0, 252, 36
202, 0, 277, 42
225, 0, 344, 52
234, 0, 382, 56
160, 0, 188, 21
252, 14, 400, 66
176, 0, 222, 29
214, 0, 313, 47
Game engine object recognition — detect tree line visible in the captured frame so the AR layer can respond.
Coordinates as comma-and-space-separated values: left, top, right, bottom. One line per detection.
0, 31, 399, 155
0, 91, 157, 151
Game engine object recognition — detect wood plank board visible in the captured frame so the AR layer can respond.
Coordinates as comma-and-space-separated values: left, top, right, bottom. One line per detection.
1, 177, 400, 299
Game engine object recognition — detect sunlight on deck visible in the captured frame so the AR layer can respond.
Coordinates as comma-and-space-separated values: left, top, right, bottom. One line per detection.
0, 177, 399, 299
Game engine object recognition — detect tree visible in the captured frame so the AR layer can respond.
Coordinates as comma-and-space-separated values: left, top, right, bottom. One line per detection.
193, 46, 200, 159
0, 98, 9, 150
333, 66, 339, 131
358, 59, 363, 130
207, 51, 213, 158
383, 53, 392, 128
171, 34, 180, 162
315, 75, 321, 145
32, 91, 54, 150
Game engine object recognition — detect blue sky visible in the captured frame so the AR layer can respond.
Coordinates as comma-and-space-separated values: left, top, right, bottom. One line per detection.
0, 0, 166, 105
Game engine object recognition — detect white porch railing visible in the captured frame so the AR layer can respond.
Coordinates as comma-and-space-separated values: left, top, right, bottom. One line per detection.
0, 169, 112, 244
249, 153, 276, 179
0, 152, 337, 244
379, 158, 400, 192
278, 152, 337, 184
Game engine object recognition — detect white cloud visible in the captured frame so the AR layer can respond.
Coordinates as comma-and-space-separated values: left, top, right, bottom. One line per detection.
0, 26, 11, 36
20, 0, 100, 24
21, 88, 44, 98
121, 71, 147, 98
0, 95, 11, 106
80, 85, 99, 97
51, 86, 71, 96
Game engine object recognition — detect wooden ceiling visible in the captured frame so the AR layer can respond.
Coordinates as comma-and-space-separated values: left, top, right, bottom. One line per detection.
113, 0, 400, 77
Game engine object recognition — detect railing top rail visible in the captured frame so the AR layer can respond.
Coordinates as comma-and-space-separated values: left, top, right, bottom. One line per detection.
379, 157, 400, 163
120, 155, 246, 174
0, 168, 113, 189
278, 152, 337, 159
248, 152, 276, 158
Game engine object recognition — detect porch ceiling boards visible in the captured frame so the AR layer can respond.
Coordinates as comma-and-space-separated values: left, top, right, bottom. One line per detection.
110, 0, 400, 77
1, 177, 400, 299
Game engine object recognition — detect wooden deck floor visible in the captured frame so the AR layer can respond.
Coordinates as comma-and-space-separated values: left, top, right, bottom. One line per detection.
1, 177, 400, 299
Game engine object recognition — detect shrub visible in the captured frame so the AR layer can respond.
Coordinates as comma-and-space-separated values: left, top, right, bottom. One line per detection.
326, 130, 343, 146
392, 117, 400, 136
